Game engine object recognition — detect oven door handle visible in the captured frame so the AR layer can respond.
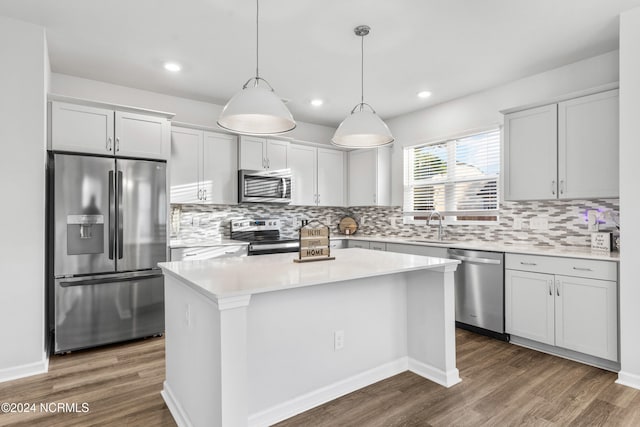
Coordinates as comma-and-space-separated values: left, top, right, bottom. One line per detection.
249, 242, 299, 252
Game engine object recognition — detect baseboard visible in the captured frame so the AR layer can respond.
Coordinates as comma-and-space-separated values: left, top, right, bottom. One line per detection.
408, 358, 461, 388
161, 381, 193, 427
248, 357, 409, 427
0, 356, 48, 383
616, 371, 640, 390
509, 335, 620, 372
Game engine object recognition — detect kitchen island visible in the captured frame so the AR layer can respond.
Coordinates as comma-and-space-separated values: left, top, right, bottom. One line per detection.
158, 248, 460, 427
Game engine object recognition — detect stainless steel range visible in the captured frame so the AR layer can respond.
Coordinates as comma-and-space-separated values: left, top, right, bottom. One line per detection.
230, 218, 299, 255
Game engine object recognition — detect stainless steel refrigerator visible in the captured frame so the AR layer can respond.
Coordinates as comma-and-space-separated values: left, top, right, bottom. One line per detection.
48, 153, 167, 353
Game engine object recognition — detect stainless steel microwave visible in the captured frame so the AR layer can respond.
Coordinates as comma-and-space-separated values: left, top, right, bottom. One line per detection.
238, 169, 292, 204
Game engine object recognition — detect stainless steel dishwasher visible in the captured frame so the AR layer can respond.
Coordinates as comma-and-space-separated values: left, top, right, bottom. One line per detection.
447, 248, 507, 341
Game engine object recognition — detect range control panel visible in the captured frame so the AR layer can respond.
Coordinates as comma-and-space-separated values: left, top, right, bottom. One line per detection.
231, 219, 281, 232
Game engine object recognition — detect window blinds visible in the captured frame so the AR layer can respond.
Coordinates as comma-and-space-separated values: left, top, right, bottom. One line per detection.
404, 128, 500, 221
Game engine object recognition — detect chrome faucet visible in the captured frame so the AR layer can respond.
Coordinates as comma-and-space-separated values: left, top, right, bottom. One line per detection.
427, 210, 443, 241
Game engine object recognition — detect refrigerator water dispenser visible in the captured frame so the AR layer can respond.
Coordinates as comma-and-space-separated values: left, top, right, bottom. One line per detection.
66, 214, 104, 255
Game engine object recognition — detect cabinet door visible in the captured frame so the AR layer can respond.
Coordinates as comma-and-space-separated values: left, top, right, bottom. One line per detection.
170, 128, 202, 204
238, 136, 266, 170
555, 275, 617, 361
558, 90, 619, 199
202, 132, 237, 204
505, 269, 555, 345
375, 146, 392, 206
348, 149, 376, 206
504, 105, 558, 200
266, 139, 289, 170
317, 148, 345, 207
51, 102, 114, 155
115, 111, 169, 160
289, 144, 317, 205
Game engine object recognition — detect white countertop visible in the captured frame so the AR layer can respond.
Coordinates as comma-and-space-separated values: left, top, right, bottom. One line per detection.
340, 235, 620, 262
159, 247, 460, 300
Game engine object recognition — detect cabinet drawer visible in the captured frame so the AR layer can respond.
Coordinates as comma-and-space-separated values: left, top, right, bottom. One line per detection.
369, 242, 387, 251
170, 245, 247, 261
505, 253, 617, 281
329, 239, 345, 249
348, 240, 370, 249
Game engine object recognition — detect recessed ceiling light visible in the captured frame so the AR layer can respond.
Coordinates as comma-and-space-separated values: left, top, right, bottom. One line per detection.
310, 99, 324, 107
164, 62, 182, 72
417, 91, 432, 99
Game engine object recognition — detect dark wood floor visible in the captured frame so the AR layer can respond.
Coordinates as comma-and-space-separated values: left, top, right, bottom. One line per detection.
1, 330, 639, 426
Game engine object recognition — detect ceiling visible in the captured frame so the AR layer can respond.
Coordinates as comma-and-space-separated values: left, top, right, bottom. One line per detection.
1, 0, 639, 127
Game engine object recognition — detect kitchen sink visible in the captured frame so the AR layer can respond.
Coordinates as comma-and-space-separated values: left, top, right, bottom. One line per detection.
406, 239, 453, 245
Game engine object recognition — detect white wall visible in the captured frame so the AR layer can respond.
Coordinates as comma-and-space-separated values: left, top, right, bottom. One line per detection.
0, 16, 48, 381
50, 73, 336, 145
617, 7, 640, 390
386, 50, 620, 206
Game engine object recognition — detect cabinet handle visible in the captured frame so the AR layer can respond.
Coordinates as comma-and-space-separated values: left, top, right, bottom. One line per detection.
317, 194, 320, 205
551, 180, 556, 195
107, 136, 112, 151
116, 137, 120, 152
560, 180, 565, 195
520, 262, 537, 266
548, 280, 552, 296
572, 266, 593, 272
373, 194, 376, 204
224, 250, 236, 255
556, 280, 560, 296
203, 189, 207, 201
267, 158, 270, 169
197, 189, 202, 200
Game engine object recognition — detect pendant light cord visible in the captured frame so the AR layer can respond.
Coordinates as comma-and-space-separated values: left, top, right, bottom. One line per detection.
255, 0, 260, 80
360, 32, 364, 106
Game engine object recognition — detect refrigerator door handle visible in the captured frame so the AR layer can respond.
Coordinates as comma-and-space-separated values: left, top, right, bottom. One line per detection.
117, 170, 124, 260
108, 170, 115, 260
59, 272, 163, 287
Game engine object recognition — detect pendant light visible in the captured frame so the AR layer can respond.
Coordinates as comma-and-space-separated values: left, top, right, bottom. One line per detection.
217, 0, 296, 135
332, 25, 394, 148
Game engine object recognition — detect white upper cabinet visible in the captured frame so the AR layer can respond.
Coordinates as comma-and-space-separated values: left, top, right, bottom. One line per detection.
289, 144, 317, 206
238, 136, 289, 170
170, 127, 201, 204
170, 126, 237, 204
558, 90, 619, 199
348, 147, 391, 206
202, 132, 237, 204
504, 88, 619, 201
288, 144, 346, 207
50, 101, 170, 160
317, 147, 345, 207
51, 102, 115, 156
504, 104, 558, 200
115, 111, 170, 160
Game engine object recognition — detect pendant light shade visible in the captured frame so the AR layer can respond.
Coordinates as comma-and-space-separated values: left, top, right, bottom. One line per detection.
217, 0, 296, 135
217, 78, 296, 135
332, 25, 393, 148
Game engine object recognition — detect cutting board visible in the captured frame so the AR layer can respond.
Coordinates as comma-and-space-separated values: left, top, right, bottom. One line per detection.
338, 216, 359, 235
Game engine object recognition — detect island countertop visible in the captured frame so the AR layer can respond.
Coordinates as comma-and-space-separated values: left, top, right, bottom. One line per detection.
158, 247, 460, 300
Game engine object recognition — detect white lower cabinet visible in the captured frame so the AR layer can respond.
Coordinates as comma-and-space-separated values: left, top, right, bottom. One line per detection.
505, 253, 618, 361
385, 243, 448, 258
505, 270, 555, 345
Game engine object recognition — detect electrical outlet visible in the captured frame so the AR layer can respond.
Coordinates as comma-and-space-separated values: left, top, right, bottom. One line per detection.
513, 217, 522, 230
530, 217, 549, 230
334, 330, 344, 351
587, 210, 599, 232
360, 216, 366, 225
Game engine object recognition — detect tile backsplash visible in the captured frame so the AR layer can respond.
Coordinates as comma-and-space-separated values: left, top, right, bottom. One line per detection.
171, 199, 619, 249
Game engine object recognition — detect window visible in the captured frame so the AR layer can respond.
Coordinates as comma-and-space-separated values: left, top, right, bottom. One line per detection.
404, 128, 500, 223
